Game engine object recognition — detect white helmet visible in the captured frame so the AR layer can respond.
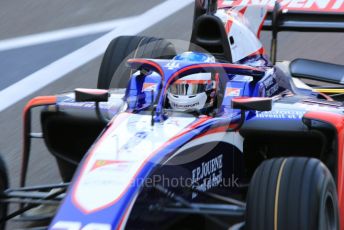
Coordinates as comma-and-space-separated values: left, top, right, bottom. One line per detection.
167, 73, 216, 113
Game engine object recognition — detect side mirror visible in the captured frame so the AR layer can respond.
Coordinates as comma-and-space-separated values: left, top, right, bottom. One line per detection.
228, 97, 272, 132
75, 88, 110, 123
75, 88, 109, 103
232, 97, 272, 111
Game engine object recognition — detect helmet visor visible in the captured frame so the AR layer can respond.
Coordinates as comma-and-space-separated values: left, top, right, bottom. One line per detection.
168, 80, 213, 96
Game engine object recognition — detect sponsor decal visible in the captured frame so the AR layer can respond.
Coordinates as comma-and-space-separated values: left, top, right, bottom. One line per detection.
164, 61, 180, 70
219, 0, 344, 12
262, 76, 275, 88
225, 87, 241, 97
59, 96, 75, 103
171, 102, 200, 109
119, 131, 148, 153
165, 118, 181, 126
259, 76, 278, 97
90, 160, 131, 172
256, 110, 305, 119
58, 101, 110, 110
191, 155, 223, 198
142, 83, 157, 92
265, 84, 279, 97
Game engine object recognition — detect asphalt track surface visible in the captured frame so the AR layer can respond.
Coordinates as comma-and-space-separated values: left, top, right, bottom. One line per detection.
0, 0, 343, 229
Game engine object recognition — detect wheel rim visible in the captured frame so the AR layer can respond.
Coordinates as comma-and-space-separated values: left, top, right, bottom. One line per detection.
323, 191, 337, 230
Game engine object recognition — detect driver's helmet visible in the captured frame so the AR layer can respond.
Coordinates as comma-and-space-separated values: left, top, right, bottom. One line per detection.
167, 73, 216, 112
173, 51, 216, 63
167, 52, 217, 113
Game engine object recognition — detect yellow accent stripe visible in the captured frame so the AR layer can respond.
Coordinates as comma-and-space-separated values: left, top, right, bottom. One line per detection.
274, 159, 287, 230
314, 88, 344, 93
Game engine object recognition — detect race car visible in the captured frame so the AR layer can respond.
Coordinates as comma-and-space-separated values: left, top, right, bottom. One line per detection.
0, 0, 344, 229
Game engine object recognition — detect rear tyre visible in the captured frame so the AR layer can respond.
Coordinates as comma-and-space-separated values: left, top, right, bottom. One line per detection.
246, 157, 339, 230
0, 156, 8, 230
97, 36, 176, 89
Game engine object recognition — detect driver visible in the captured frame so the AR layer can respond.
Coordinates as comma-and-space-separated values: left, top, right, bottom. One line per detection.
167, 52, 218, 114
167, 73, 217, 114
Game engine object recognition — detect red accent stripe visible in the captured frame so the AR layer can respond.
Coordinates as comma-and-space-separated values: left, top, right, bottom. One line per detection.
246, 47, 266, 58
257, 12, 268, 38
21, 96, 57, 187
318, 92, 334, 102
193, 126, 227, 140
23, 96, 57, 115
192, 123, 241, 142
215, 73, 220, 95
225, 19, 234, 34
239, 6, 248, 15
174, 80, 212, 84
303, 111, 344, 230
218, 0, 241, 8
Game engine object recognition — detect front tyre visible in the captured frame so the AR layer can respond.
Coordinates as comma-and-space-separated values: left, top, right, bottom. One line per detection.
97, 36, 176, 89
246, 157, 339, 230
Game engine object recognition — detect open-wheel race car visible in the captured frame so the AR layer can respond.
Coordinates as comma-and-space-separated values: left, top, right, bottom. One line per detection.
1, 0, 344, 229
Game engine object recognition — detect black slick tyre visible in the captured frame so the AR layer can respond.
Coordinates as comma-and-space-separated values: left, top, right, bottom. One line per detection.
246, 157, 339, 230
97, 36, 176, 89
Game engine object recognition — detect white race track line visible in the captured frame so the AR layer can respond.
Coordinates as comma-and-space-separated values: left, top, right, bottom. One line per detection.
0, 17, 134, 52
0, 0, 193, 112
